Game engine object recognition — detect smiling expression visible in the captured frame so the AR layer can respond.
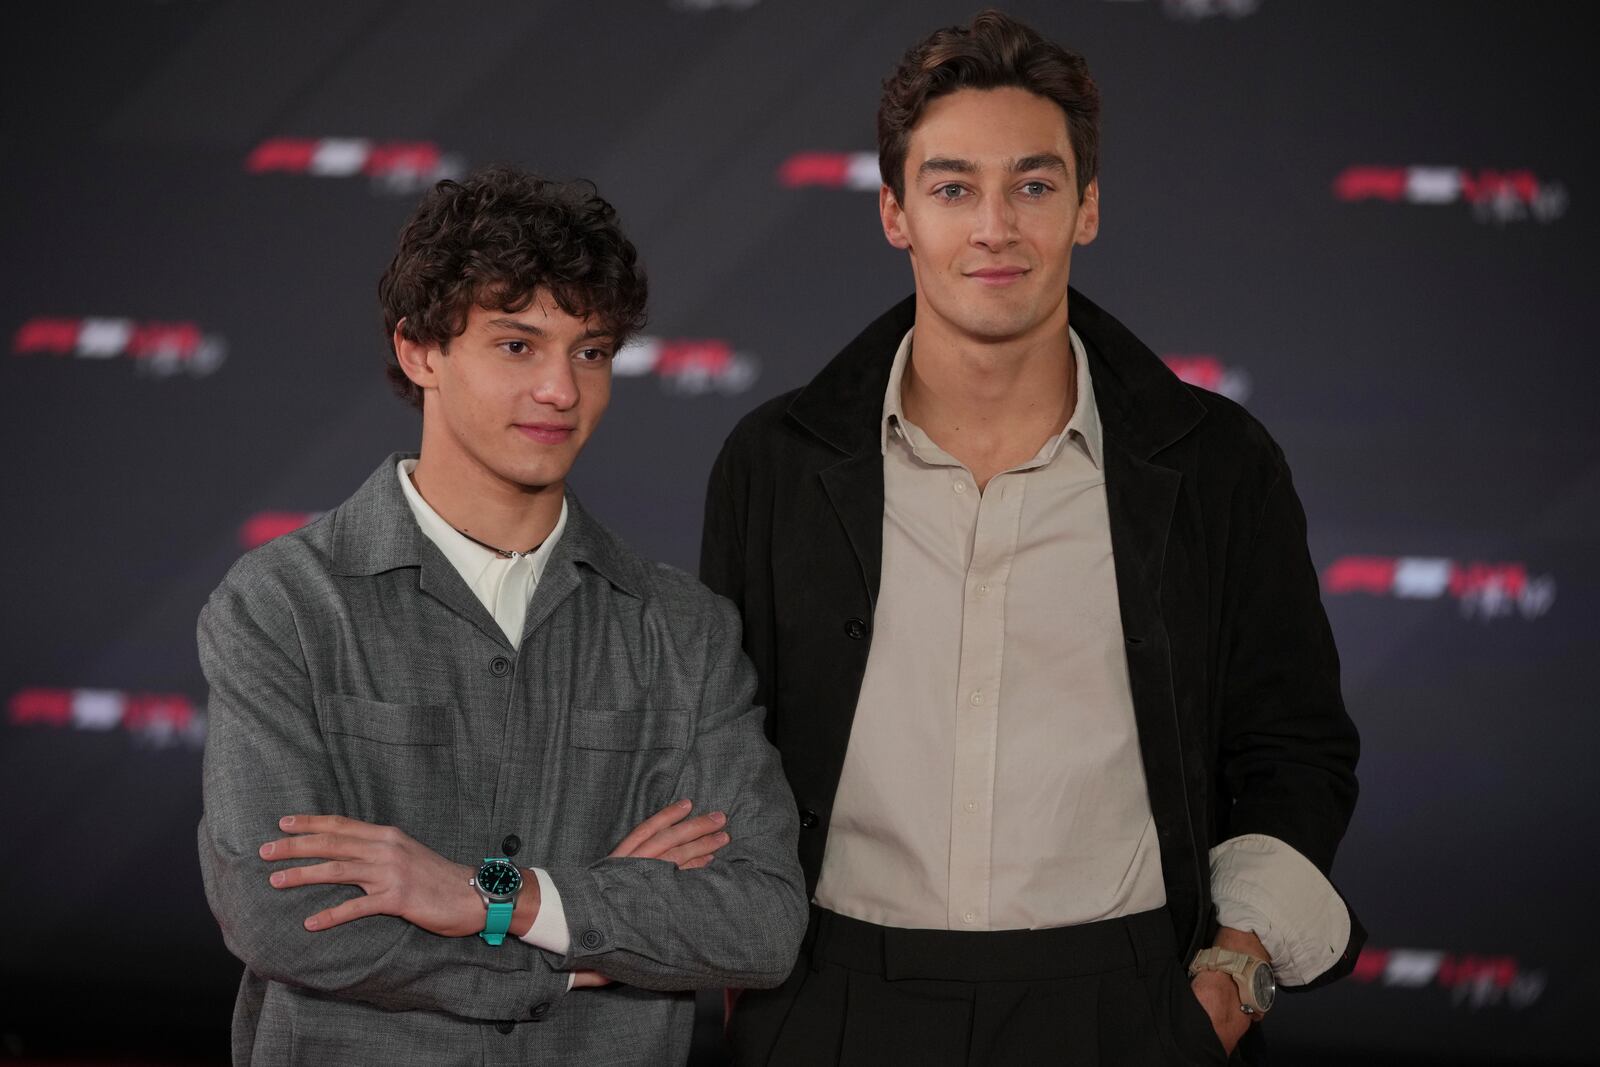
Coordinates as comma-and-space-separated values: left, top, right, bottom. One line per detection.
881, 86, 1100, 346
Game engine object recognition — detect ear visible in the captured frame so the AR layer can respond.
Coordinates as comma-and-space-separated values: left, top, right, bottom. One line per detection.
1074, 179, 1101, 246
880, 184, 911, 250
393, 320, 442, 392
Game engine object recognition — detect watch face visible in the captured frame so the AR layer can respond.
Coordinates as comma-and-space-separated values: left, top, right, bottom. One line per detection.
477, 860, 522, 898
1252, 964, 1277, 1011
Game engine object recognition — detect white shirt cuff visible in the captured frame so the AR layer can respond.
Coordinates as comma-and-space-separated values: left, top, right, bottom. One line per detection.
517, 867, 575, 991
1209, 833, 1350, 986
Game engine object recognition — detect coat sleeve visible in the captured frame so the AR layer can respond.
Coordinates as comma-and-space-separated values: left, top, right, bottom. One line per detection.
540, 597, 808, 990
196, 569, 571, 1020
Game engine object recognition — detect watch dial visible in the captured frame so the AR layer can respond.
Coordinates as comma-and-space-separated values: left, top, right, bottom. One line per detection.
1253, 965, 1276, 1010
478, 861, 522, 896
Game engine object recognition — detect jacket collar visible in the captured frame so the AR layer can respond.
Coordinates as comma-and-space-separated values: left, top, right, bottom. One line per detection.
328, 452, 645, 599
786, 289, 1204, 462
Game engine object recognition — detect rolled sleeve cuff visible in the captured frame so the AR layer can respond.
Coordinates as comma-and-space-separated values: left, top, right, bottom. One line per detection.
1209, 833, 1350, 986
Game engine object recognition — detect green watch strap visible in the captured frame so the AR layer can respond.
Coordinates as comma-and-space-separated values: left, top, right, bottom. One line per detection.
480, 900, 513, 946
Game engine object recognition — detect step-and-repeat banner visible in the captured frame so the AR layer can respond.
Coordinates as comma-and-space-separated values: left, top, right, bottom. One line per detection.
3, 2, 1594, 1062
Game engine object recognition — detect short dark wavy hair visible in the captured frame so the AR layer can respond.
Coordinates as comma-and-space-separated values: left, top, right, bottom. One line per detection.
878, 10, 1100, 203
378, 165, 648, 408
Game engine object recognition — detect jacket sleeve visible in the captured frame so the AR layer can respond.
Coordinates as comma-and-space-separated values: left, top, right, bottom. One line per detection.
541, 598, 808, 990
196, 570, 570, 1021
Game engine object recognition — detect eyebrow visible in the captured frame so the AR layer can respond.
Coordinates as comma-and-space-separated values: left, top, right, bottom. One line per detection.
483, 317, 614, 342
916, 154, 1070, 181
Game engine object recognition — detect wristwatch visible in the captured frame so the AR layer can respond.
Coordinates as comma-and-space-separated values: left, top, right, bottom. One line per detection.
470, 857, 523, 946
1189, 947, 1276, 1015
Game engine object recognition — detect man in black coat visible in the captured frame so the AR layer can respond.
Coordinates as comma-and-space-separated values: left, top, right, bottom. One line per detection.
701, 12, 1361, 1065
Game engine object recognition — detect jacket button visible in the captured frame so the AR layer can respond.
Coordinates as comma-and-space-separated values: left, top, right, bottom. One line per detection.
494, 1020, 515, 1034
529, 1001, 550, 1020
843, 617, 869, 640
501, 834, 521, 856
799, 808, 820, 829
581, 929, 604, 950
489, 656, 511, 677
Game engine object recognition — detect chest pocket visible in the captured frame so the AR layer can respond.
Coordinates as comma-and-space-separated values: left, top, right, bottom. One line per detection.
565, 707, 691, 850
315, 693, 461, 859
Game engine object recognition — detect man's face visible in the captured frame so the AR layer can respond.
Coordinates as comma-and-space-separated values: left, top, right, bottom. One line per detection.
401, 291, 615, 493
880, 86, 1099, 345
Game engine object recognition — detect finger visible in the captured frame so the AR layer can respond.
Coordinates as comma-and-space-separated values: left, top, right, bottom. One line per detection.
609, 799, 693, 858
569, 970, 613, 989
277, 814, 378, 836
268, 859, 368, 890
675, 853, 715, 871
260, 832, 368, 861
629, 811, 727, 861
659, 830, 730, 867
303, 892, 389, 931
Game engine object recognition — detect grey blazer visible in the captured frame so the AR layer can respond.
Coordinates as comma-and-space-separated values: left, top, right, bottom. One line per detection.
198, 455, 807, 1066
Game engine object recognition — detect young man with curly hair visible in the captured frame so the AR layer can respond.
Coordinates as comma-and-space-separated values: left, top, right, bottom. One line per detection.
199, 165, 806, 1065
703, 11, 1362, 1065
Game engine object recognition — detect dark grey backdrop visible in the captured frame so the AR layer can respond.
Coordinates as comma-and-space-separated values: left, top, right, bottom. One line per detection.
3, 2, 1596, 1063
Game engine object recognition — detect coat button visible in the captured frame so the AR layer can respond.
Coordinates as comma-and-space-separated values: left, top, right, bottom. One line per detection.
799, 808, 820, 829
843, 617, 868, 640
581, 929, 604, 950
489, 656, 511, 676
494, 1020, 515, 1034
501, 834, 521, 856
529, 1002, 550, 1020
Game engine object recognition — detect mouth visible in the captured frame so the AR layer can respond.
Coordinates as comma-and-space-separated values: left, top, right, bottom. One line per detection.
513, 423, 576, 444
965, 267, 1030, 287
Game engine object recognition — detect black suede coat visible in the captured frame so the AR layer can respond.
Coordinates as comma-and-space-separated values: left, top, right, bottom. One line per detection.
700, 290, 1364, 987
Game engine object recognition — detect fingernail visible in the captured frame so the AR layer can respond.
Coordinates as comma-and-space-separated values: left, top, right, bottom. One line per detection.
677, 799, 692, 809
715, 832, 730, 844
304, 916, 319, 930
710, 811, 726, 825
270, 872, 286, 887
260, 842, 276, 858
280, 816, 296, 828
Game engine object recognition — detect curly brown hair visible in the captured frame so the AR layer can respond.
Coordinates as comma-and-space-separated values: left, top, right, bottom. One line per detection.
877, 10, 1100, 204
378, 165, 648, 408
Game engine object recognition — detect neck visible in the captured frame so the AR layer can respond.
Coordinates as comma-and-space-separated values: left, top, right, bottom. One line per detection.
410, 435, 564, 555
901, 297, 1077, 484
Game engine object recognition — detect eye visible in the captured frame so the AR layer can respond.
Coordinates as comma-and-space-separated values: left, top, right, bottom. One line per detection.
499, 340, 530, 356
933, 183, 968, 203
574, 347, 614, 364
1019, 180, 1052, 198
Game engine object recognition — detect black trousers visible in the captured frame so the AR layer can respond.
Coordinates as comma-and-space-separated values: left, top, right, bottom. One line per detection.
728, 906, 1235, 1066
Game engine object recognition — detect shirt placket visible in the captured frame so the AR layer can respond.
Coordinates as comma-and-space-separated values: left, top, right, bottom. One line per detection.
947, 469, 1025, 929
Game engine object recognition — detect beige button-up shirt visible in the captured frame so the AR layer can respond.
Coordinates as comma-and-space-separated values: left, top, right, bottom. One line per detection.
812, 330, 1349, 985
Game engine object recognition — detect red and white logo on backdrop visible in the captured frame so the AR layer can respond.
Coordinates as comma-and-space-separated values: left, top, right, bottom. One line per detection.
9, 687, 205, 749
1162, 354, 1251, 403
1333, 166, 1568, 224
777, 152, 879, 191
1350, 946, 1546, 1010
247, 138, 466, 196
240, 512, 324, 550
13, 317, 227, 377
614, 335, 761, 395
1322, 556, 1556, 621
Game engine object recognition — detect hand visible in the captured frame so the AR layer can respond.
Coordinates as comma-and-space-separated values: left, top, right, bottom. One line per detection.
568, 799, 733, 988
1190, 970, 1251, 1055
261, 814, 510, 937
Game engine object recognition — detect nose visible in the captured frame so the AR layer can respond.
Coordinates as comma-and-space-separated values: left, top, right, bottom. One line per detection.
969, 190, 1018, 252
531, 355, 579, 410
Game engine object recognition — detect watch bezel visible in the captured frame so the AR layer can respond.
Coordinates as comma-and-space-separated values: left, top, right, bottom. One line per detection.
474, 858, 523, 902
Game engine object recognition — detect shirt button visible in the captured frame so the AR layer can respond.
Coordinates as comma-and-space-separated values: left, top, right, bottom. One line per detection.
952, 480, 968, 494
976, 583, 990, 596
970, 691, 983, 706
799, 808, 820, 829
964, 800, 977, 813
489, 656, 511, 677
581, 929, 604, 950
501, 834, 521, 856
494, 1020, 515, 1034
962, 911, 975, 924
843, 617, 869, 640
